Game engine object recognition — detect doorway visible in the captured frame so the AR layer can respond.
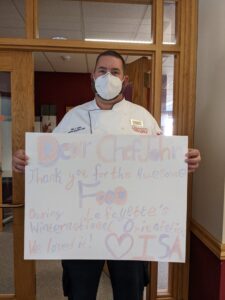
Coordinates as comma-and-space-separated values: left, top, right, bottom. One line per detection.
0, 0, 198, 299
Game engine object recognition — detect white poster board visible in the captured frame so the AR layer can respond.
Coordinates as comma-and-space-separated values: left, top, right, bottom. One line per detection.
25, 133, 188, 262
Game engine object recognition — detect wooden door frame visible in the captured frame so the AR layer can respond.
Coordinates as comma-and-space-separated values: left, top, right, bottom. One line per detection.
0, 0, 198, 299
0, 173, 2, 232
0, 51, 35, 300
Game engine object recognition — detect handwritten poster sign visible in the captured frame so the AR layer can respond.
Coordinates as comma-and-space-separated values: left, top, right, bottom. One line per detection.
25, 133, 188, 262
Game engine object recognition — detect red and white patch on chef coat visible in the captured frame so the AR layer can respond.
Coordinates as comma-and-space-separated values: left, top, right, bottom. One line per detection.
132, 126, 148, 134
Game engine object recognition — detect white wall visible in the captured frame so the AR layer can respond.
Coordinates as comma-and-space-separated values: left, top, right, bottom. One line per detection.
193, 0, 225, 242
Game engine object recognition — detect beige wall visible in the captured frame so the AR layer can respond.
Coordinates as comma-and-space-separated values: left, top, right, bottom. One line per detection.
192, 0, 225, 242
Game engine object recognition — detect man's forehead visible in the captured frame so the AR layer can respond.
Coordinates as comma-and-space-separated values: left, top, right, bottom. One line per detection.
95, 55, 123, 69
97, 66, 120, 70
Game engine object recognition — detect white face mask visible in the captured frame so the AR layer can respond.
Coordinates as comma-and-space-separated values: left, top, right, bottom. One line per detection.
94, 72, 123, 101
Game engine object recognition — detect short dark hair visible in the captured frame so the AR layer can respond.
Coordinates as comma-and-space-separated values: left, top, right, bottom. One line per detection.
95, 50, 126, 73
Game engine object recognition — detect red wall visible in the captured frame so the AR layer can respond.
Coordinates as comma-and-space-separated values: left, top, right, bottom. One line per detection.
220, 261, 225, 300
189, 233, 225, 300
35, 71, 133, 125
35, 72, 94, 123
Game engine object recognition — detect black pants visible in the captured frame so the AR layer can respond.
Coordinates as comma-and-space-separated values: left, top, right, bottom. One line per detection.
62, 260, 149, 300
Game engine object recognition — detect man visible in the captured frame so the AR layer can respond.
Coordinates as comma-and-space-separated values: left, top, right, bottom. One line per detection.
13, 50, 201, 300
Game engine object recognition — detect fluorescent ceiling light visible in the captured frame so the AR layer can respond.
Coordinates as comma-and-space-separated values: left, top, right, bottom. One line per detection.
85, 38, 152, 44
61, 55, 72, 61
52, 36, 68, 40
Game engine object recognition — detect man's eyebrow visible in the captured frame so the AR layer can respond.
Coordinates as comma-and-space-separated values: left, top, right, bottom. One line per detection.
96, 66, 107, 70
111, 68, 120, 71
96, 66, 120, 71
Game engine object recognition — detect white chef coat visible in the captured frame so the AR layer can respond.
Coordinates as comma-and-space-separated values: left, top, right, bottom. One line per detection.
54, 98, 161, 135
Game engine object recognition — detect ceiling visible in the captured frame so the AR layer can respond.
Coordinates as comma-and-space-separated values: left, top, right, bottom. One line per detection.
0, 0, 175, 73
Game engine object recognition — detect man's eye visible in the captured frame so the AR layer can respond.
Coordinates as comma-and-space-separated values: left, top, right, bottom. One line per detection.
112, 71, 119, 76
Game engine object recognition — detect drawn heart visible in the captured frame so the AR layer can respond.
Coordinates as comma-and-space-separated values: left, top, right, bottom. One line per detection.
105, 233, 134, 258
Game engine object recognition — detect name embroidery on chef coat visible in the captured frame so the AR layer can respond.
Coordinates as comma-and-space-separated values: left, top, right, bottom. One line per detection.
68, 126, 86, 133
130, 119, 148, 134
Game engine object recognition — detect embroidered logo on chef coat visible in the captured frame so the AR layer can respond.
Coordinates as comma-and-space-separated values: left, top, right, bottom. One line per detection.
130, 119, 148, 134
68, 126, 85, 133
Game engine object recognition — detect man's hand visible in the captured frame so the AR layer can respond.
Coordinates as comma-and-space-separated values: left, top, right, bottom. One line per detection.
12, 149, 29, 173
185, 148, 201, 173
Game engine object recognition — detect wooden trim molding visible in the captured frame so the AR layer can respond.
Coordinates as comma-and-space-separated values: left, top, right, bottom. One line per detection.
191, 219, 225, 260
0, 174, 2, 232
26, 0, 39, 39
0, 52, 14, 71
0, 38, 181, 54
11, 52, 36, 300
0, 295, 16, 300
69, 0, 153, 3
0, 51, 36, 300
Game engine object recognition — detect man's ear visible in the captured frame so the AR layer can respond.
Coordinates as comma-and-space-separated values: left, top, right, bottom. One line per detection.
123, 75, 129, 87
90, 74, 96, 94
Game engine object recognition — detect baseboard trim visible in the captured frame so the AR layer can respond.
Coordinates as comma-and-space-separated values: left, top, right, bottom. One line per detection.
191, 219, 225, 260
